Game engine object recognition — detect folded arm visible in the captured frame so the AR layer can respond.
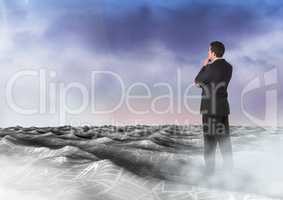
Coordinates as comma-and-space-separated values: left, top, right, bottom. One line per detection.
194, 64, 212, 87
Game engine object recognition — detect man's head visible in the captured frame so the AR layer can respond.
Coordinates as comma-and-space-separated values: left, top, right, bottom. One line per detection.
208, 41, 225, 60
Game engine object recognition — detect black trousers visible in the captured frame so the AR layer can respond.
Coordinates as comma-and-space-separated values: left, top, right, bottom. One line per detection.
202, 114, 233, 172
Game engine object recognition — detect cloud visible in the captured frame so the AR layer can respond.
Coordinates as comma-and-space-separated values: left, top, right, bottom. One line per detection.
42, 1, 283, 58
1, 0, 283, 126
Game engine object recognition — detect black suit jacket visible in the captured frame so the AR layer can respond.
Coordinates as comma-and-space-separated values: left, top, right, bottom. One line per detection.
194, 58, 232, 116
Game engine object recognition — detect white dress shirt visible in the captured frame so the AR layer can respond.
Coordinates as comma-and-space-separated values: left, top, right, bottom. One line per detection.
210, 57, 224, 64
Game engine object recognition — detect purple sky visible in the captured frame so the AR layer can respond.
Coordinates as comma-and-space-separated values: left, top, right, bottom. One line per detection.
0, 0, 282, 127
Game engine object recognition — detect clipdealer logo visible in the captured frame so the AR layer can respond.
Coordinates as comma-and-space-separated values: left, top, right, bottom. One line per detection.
5, 68, 200, 125
241, 67, 278, 129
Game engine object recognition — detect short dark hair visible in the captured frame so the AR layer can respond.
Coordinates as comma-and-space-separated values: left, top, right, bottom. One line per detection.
210, 41, 225, 57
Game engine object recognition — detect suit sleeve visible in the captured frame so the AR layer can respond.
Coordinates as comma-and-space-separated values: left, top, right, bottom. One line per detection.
194, 64, 212, 85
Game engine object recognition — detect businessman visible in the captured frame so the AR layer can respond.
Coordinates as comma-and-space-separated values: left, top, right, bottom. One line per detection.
194, 41, 233, 175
